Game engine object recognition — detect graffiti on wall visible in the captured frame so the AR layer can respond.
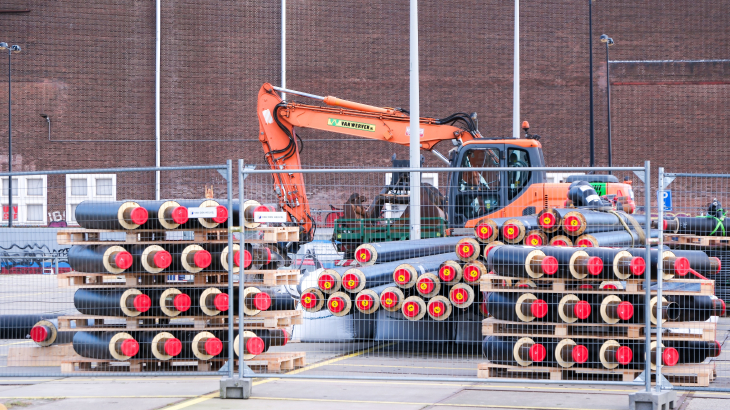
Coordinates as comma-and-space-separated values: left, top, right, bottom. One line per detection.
47, 210, 68, 227
0, 243, 71, 275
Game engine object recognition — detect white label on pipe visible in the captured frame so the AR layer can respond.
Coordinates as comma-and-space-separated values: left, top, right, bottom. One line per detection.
188, 207, 218, 218
585, 194, 601, 203
254, 212, 288, 223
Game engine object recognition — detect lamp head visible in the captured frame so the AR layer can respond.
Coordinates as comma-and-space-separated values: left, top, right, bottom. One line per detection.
607, 38, 615, 46
0, 43, 7, 50
10, 45, 21, 53
600, 34, 609, 43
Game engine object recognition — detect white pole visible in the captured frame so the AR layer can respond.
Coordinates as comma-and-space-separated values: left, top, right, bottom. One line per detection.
155, 0, 161, 200
409, 0, 421, 240
281, 0, 286, 100
512, 0, 520, 139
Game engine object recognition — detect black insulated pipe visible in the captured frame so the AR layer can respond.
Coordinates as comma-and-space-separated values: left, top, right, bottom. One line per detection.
135, 200, 189, 230
74, 200, 149, 230
354, 237, 462, 265
72, 331, 140, 360
74, 288, 152, 317
68, 245, 134, 274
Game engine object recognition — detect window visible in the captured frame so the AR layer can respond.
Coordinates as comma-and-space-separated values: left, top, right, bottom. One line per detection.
507, 148, 532, 200
454, 148, 501, 221
66, 174, 117, 226
1, 176, 48, 225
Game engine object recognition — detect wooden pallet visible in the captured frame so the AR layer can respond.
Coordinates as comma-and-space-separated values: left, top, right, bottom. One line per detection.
57, 269, 300, 288
57, 310, 303, 331
477, 362, 715, 387
237, 226, 300, 244
482, 317, 717, 341
664, 234, 730, 248
480, 275, 714, 296
7, 344, 77, 367
57, 228, 230, 245
60, 351, 306, 374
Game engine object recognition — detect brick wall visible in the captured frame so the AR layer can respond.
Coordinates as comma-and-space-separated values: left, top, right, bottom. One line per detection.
0, 0, 728, 195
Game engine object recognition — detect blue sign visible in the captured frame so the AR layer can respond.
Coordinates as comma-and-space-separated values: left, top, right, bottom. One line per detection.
662, 190, 672, 211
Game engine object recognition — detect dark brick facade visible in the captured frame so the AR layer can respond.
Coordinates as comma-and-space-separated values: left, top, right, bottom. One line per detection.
1, 0, 729, 201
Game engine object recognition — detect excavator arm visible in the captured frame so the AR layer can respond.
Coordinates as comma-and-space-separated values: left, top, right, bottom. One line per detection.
256, 82, 481, 242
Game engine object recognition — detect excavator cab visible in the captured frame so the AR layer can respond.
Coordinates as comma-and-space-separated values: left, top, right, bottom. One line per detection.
447, 140, 547, 227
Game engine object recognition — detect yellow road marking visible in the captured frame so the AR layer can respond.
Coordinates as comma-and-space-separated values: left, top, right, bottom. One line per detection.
159, 393, 218, 410
0, 396, 201, 399
327, 363, 476, 370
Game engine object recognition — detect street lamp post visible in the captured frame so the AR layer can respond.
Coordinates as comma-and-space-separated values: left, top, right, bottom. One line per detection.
588, 0, 595, 168
600, 34, 614, 174
0, 42, 21, 227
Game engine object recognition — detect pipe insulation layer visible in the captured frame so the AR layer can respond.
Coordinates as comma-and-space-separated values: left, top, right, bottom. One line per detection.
482, 336, 547, 367
663, 216, 730, 236
355, 236, 463, 266
560, 209, 636, 236
575, 229, 660, 248
29, 318, 76, 347
167, 244, 213, 273
487, 245, 558, 279
392, 253, 458, 290
129, 245, 173, 273
0, 314, 60, 340
176, 199, 228, 229
74, 288, 153, 317
72, 331, 140, 361
354, 284, 394, 314
345, 253, 457, 294
135, 200, 189, 229
579, 247, 646, 279
500, 216, 539, 244
537, 208, 575, 233
473, 217, 515, 243
68, 245, 134, 274
74, 200, 149, 230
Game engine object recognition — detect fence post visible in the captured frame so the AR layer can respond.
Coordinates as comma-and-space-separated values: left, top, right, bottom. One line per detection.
655, 167, 665, 392
643, 161, 652, 392
238, 159, 246, 380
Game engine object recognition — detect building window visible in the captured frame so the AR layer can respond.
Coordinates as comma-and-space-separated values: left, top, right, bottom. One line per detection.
1, 176, 48, 225
66, 174, 117, 226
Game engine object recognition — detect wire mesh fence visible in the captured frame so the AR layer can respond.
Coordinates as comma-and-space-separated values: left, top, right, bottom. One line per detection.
654, 170, 730, 391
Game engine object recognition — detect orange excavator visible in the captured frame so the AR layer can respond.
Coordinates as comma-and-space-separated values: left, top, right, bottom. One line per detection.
256, 83, 635, 242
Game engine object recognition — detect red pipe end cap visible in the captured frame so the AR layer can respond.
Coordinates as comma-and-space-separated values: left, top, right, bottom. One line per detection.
380, 292, 398, 308
617, 301, 634, 321
417, 277, 435, 294
428, 300, 447, 317
318, 274, 335, 291
463, 265, 481, 283
212, 206, 228, 223
328, 297, 345, 313
450, 288, 469, 305
171, 206, 189, 224
572, 345, 589, 363
356, 294, 374, 311
587, 257, 603, 276
541, 256, 559, 275
479, 300, 489, 317
529, 343, 547, 362
233, 251, 241, 267
579, 284, 594, 290
242, 250, 252, 268
476, 223, 493, 240
714, 257, 722, 274
502, 224, 520, 240
457, 242, 475, 258
153, 250, 173, 269
663, 219, 668, 231
193, 250, 212, 269
526, 234, 543, 246
301, 292, 318, 309
130, 207, 149, 225
540, 213, 556, 229
602, 284, 618, 290
164, 338, 183, 357
616, 346, 633, 365
174, 294, 192, 312
214, 293, 229, 311
531, 299, 549, 318
246, 337, 265, 355
205, 337, 223, 356
630, 257, 646, 275
574, 300, 591, 319
253, 292, 272, 311
356, 249, 372, 263
281, 330, 289, 346
564, 215, 581, 233
576, 239, 593, 248
484, 245, 496, 259
133, 294, 152, 313
115, 251, 133, 270
30, 326, 49, 343
342, 273, 360, 291
711, 340, 722, 357
120, 338, 140, 357
439, 266, 456, 282
674, 257, 690, 276
403, 301, 420, 318
394, 269, 411, 286
552, 239, 568, 247
663, 347, 679, 366
715, 298, 726, 317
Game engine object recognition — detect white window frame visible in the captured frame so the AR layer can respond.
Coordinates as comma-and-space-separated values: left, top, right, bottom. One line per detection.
1, 175, 48, 226
65, 174, 117, 226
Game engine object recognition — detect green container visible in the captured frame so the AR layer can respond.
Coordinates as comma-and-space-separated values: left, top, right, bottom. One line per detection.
333, 217, 445, 244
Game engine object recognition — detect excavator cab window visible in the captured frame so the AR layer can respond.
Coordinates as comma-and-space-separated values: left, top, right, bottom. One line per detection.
507, 148, 531, 200
454, 148, 501, 222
